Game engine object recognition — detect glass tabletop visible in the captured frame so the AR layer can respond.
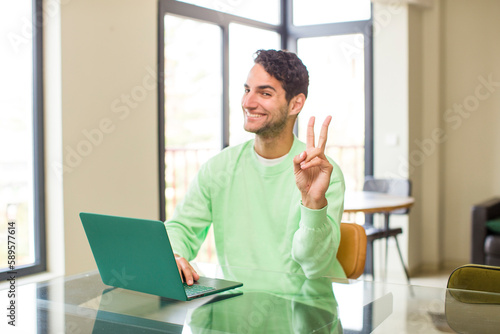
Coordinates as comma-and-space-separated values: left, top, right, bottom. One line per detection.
1, 264, 500, 333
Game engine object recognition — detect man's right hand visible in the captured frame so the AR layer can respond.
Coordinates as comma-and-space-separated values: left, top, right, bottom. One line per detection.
174, 254, 200, 285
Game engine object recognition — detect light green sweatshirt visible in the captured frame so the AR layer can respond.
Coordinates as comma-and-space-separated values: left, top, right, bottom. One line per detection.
165, 136, 346, 279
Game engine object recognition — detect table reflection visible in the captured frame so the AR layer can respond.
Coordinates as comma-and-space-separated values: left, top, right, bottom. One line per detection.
185, 267, 340, 333
11, 264, 500, 333
87, 268, 341, 333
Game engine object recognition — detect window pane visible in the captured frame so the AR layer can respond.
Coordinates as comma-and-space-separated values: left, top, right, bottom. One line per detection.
0, 1, 36, 270
229, 24, 280, 146
164, 15, 222, 218
298, 35, 365, 190
177, 0, 281, 25
293, 0, 371, 26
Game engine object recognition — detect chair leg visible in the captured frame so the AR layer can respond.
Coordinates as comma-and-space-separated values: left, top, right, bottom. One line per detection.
393, 235, 411, 283
364, 240, 375, 278
383, 212, 390, 280
384, 236, 389, 280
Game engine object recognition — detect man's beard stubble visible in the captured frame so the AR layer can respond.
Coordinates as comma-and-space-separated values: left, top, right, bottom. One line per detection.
252, 105, 290, 139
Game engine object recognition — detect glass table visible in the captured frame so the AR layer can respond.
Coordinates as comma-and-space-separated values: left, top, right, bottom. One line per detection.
1, 264, 499, 333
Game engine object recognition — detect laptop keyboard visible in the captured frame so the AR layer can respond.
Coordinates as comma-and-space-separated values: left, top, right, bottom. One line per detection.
183, 283, 216, 297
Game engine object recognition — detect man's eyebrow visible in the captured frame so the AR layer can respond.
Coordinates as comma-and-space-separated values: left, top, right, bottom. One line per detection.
243, 84, 277, 92
258, 85, 277, 91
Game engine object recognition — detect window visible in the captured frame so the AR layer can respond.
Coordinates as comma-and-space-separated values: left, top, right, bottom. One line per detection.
293, 0, 371, 25
177, 0, 281, 25
163, 14, 223, 216
0, 0, 45, 280
158, 0, 372, 261
298, 34, 367, 190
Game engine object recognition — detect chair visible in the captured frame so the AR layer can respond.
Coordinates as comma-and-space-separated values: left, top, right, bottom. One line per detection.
363, 177, 411, 282
447, 264, 500, 298
471, 197, 500, 266
337, 222, 367, 279
446, 264, 500, 333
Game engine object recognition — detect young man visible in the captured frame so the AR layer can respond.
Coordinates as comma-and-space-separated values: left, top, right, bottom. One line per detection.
165, 49, 346, 284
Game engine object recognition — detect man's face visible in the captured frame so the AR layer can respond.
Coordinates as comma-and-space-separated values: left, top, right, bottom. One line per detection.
241, 64, 291, 138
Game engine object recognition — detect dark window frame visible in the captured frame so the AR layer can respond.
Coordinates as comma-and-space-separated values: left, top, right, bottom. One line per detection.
0, 0, 46, 281
158, 0, 373, 221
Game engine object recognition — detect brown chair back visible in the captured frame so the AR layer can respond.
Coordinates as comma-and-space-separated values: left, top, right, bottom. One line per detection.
337, 222, 367, 279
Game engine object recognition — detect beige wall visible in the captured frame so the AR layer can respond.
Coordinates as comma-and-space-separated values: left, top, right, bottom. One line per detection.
45, 0, 159, 276
375, 0, 500, 273
372, 3, 413, 275
441, 0, 500, 265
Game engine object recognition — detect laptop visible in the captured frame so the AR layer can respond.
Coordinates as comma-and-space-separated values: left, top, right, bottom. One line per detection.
79, 212, 242, 301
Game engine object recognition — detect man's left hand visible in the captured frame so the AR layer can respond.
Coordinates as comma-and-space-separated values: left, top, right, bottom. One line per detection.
293, 116, 333, 210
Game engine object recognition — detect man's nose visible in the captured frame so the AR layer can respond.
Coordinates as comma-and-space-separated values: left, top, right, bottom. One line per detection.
242, 92, 257, 109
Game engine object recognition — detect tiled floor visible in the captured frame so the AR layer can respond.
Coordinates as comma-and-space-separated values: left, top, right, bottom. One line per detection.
364, 239, 457, 289
350, 269, 459, 333
360, 267, 454, 289
404, 270, 452, 288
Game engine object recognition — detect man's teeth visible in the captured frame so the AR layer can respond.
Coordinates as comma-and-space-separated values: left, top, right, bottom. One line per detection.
247, 113, 264, 118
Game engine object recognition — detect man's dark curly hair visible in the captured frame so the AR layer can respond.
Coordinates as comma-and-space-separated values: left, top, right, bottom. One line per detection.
254, 49, 309, 103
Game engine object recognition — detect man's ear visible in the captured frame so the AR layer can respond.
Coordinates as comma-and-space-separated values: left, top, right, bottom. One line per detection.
288, 93, 306, 116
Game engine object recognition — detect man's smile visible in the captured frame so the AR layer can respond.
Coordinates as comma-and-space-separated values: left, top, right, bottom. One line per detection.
245, 111, 266, 118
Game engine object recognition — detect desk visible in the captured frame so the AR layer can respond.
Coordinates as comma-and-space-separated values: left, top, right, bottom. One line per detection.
1, 264, 499, 333
344, 191, 415, 214
344, 191, 415, 280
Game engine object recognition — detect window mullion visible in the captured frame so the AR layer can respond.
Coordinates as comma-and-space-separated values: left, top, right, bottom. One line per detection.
222, 25, 230, 149
33, 0, 46, 272
364, 25, 374, 176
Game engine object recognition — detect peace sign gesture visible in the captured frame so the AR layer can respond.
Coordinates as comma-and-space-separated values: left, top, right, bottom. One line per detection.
293, 116, 334, 210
